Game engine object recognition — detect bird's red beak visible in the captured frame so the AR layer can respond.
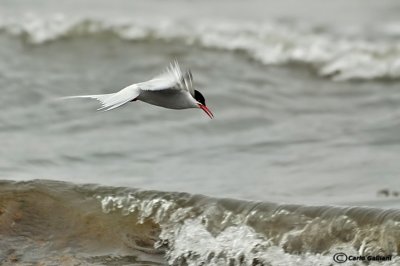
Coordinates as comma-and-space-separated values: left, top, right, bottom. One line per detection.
198, 104, 214, 119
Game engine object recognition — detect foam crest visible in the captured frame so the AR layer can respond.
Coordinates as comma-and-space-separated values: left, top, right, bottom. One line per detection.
98, 191, 400, 265
2, 14, 400, 80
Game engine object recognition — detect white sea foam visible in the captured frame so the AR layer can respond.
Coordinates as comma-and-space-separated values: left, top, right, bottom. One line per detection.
163, 219, 400, 266
99, 192, 400, 266
1, 14, 400, 81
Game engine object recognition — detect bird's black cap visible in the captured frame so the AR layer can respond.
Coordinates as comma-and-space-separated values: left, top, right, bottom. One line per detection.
194, 90, 206, 106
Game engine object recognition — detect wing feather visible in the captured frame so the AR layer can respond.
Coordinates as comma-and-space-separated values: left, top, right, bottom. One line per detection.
137, 60, 194, 95
97, 84, 140, 111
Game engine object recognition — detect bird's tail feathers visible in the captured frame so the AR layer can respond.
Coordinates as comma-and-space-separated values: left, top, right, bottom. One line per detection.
59, 93, 116, 111
59, 85, 140, 111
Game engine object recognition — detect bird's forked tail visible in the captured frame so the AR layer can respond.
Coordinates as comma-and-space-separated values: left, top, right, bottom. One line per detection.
59, 85, 141, 111
60, 93, 115, 111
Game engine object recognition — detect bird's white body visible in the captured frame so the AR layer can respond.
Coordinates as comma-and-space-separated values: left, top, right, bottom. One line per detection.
62, 61, 202, 111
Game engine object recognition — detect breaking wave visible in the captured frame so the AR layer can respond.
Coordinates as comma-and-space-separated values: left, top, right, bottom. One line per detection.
0, 180, 399, 265
1, 14, 400, 80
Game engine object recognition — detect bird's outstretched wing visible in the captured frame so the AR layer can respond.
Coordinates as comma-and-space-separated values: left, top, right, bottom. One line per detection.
137, 60, 194, 95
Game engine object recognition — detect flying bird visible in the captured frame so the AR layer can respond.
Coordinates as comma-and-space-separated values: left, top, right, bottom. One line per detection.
62, 61, 213, 118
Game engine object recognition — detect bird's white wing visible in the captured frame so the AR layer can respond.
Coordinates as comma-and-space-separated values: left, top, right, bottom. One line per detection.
97, 84, 141, 111
138, 61, 194, 95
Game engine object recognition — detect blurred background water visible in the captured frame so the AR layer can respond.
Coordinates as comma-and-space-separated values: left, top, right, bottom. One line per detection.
1, 0, 400, 265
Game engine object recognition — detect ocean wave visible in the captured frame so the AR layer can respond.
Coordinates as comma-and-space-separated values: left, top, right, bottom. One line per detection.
0, 180, 399, 265
1, 14, 400, 81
